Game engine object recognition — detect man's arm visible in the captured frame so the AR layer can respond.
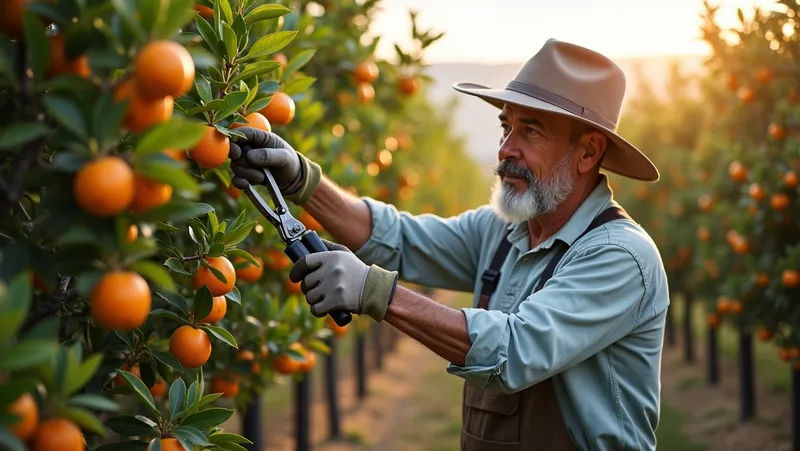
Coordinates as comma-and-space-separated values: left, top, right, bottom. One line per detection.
301, 176, 373, 251
383, 286, 472, 366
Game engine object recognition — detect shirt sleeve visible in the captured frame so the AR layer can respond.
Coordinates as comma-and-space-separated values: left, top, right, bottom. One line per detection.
446, 243, 647, 392
353, 197, 490, 292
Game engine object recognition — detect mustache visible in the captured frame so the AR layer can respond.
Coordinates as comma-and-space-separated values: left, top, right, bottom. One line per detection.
493, 160, 533, 181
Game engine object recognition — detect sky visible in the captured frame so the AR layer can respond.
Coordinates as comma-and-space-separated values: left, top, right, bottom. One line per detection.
368, 0, 779, 64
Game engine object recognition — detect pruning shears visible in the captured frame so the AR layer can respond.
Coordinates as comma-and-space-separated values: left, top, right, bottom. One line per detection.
241, 165, 353, 327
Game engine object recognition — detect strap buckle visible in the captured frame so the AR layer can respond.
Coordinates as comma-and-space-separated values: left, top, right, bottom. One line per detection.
481, 269, 500, 285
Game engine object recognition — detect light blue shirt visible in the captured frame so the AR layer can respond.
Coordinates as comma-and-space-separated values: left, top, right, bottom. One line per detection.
353, 174, 669, 451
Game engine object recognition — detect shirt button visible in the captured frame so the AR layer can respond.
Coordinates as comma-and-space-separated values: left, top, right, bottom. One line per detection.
523, 257, 530, 263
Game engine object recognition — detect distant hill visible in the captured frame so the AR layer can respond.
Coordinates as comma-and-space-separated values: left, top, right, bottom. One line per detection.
423, 54, 709, 170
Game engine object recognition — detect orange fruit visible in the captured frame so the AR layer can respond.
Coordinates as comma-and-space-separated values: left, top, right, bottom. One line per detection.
8, 392, 38, 440
30, 418, 84, 451
236, 349, 260, 373
273, 343, 306, 375
134, 40, 195, 100
782, 269, 800, 288
130, 174, 172, 213
725, 73, 738, 91
0, 0, 32, 40
738, 86, 755, 103
353, 61, 379, 83
194, 5, 214, 18
771, 193, 790, 211
696, 227, 710, 242
398, 76, 418, 96
707, 313, 721, 328
755, 272, 769, 287
698, 194, 714, 212
90, 271, 151, 331
163, 148, 187, 161
259, 343, 270, 359
169, 325, 212, 368
149, 379, 167, 398
729, 300, 743, 314
188, 126, 230, 168
114, 79, 174, 133
756, 67, 773, 84
126, 225, 138, 243
748, 183, 765, 202
298, 210, 323, 232
728, 161, 747, 182
264, 249, 291, 271
755, 327, 773, 342
785, 171, 798, 188
272, 52, 288, 69
300, 350, 316, 372
328, 315, 350, 337
224, 183, 241, 199
260, 92, 295, 126
357, 82, 375, 104
716, 296, 731, 314
768, 123, 787, 140
113, 363, 141, 386
197, 295, 227, 324
193, 256, 236, 296
232, 111, 271, 132
285, 278, 302, 295
779, 347, 800, 361
234, 256, 263, 283
46, 34, 89, 79
160, 438, 185, 451
210, 374, 240, 398
73, 156, 135, 217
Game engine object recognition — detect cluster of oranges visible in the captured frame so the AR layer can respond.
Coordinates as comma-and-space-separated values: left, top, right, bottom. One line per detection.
8, 392, 85, 451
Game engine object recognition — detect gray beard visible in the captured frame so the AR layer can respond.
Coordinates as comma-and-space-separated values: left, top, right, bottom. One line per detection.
489, 152, 576, 223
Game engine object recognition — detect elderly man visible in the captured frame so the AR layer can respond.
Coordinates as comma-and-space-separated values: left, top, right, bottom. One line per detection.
230, 38, 669, 451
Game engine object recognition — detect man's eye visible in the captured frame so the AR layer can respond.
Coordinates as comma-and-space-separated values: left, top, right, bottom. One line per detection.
526, 127, 540, 135
500, 124, 510, 131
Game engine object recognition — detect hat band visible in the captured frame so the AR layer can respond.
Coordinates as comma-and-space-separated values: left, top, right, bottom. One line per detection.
505, 80, 616, 131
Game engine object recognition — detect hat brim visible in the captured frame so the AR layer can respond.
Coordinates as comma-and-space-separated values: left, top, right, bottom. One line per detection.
453, 82, 660, 183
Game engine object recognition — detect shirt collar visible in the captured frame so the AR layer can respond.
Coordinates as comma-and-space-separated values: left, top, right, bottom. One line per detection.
504, 174, 616, 253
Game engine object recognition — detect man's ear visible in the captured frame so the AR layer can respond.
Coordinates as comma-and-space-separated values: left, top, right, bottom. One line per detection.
575, 131, 607, 175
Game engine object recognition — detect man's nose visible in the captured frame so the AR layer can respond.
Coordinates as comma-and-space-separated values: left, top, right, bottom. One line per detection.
498, 132, 521, 161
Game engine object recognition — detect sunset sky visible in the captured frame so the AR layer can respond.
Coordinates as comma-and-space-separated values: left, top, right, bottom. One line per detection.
370, 0, 778, 64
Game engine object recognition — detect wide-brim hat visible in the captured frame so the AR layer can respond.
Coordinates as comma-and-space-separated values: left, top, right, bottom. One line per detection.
453, 38, 659, 182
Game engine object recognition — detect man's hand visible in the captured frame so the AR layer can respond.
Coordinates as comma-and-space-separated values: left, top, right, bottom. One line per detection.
288, 239, 399, 322
228, 126, 322, 205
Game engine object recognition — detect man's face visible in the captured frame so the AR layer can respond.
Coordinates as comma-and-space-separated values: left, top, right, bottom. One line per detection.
489, 105, 580, 223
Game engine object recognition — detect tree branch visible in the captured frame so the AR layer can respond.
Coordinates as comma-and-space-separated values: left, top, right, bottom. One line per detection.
20, 275, 80, 334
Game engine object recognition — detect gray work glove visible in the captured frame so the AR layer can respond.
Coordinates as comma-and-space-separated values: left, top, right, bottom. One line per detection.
288, 239, 399, 322
228, 127, 322, 205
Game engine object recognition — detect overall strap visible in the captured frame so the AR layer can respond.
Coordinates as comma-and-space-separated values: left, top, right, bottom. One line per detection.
477, 229, 513, 310
533, 206, 630, 293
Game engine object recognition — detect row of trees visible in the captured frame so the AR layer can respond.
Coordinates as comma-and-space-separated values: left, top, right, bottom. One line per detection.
0, 0, 488, 450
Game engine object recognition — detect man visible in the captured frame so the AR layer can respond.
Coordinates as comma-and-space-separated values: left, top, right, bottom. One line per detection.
230, 38, 669, 451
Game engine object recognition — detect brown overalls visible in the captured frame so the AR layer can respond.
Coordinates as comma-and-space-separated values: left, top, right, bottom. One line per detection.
460, 207, 629, 451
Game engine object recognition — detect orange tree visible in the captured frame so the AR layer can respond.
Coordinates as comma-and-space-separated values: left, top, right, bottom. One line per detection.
0, 0, 485, 449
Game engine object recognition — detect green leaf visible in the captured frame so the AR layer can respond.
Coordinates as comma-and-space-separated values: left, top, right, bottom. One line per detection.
193, 285, 214, 323
245, 31, 298, 61
200, 325, 237, 349
91, 91, 125, 150
224, 248, 257, 266
197, 392, 222, 408
64, 353, 103, 396
149, 309, 191, 324
130, 260, 177, 292
207, 243, 225, 257
118, 370, 159, 417
151, 350, 184, 373
208, 211, 220, 233
244, 4, 291, 23
173, 425, 211, 446
0, 123, 49, 150
164, 258, 194, 277
218, 0, 234, 24
135, 158, 199, 193
75, 271, 104, 298
282, 48, 316, 79
221, 23, 238, 62
208, 432, 253, 445
69, 394, 120, 412
0, 428, 26, 451
0, 271, 33, 343
224, 285, 241, 305
148, 437, 163, 451
135, 119, 209, 156
0, 378, 38, 407
156, 291, 190, 312
136, 201, 215, 224
57, 406, 107, 437
185, 380, 200, 410
221, 221, 256, 246
168, 377, 187, 420
181, 407, 234, 430
21, 318, 59, 341
44, 96, 88, 139
282, 75, 316, 96
0, 340, 57, 371
194, 17, 221, 60
231, 61, 281, 85
110, 0, 147, 41
195, 76, 214, 104
95, 440, 148, 451
245, 97, 272, 115
22, 11, 49, 82
215, 91, 250, 121
105, 415, 156, 436
160, 0, 196, 39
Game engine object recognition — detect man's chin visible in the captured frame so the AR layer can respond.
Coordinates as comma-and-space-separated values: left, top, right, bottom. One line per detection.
489, 183, 538, 223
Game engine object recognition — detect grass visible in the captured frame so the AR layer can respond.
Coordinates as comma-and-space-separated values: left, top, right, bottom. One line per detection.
669, 294, 790, 393
656, 404, 709, 451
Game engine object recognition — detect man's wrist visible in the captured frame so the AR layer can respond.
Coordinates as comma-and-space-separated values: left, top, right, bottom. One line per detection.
284, 152, 322, 205
361, 265, 398, 322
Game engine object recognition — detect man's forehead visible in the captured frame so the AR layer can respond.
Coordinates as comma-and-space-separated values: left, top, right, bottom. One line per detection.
499, 104, 571, 129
